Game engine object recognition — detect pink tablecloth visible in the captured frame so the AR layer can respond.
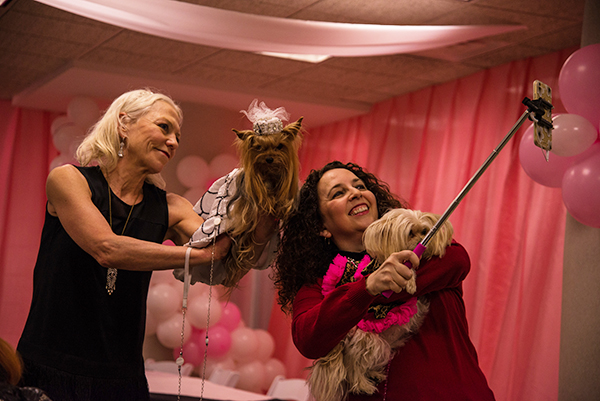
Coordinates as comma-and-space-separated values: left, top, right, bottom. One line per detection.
147, 370, 274, 401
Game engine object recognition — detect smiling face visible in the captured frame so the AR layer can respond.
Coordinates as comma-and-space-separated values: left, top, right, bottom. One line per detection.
122, 101, 181, 174
317, 168, 379, 252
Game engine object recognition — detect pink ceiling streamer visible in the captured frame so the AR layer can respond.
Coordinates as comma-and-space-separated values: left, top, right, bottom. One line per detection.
35, 0, 524, 57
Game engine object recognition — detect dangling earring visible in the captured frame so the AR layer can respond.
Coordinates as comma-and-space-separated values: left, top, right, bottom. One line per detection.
118, 140, 124, 157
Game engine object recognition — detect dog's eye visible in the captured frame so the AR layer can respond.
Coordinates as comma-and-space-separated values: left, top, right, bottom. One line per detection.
277, 143, 284, 150
421, 228, 428, 236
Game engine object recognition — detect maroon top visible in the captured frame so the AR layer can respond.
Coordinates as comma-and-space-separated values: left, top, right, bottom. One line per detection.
292, 242, 495, 401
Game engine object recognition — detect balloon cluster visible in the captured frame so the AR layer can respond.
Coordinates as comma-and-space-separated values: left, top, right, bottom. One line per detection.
519, 44, 600, 228
50, 97, 100, 170
176, 153, 239, 203
145, 269, 286, 394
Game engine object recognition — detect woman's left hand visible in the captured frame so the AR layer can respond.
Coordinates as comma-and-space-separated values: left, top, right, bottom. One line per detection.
365, 250, 419, 296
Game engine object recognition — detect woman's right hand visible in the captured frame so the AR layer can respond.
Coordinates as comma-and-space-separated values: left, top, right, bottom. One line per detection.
365, 250, 419, 296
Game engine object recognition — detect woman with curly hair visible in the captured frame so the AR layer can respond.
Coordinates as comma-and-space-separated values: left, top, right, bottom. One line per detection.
273, 161, 494, 401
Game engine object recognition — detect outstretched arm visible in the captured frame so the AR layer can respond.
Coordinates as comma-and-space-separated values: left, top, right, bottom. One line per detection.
47, 165, 230, 271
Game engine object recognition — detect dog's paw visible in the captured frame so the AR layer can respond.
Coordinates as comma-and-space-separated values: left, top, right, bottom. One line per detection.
405, 274, 417, 294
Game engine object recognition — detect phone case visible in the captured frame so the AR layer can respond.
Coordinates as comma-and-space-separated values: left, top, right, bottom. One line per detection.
533, 80, 553, 156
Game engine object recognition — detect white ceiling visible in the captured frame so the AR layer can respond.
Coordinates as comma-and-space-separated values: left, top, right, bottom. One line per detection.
0, 0, 586, 127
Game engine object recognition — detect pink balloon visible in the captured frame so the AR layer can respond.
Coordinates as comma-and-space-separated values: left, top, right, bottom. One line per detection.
206, 325, 233, 358
229, 327, 259, 364
187, 325, 232, 359
561, 144, 600, 228
558, 44, 600, 130
236, 361, 266, 393
219, 302, 242, 332
551, 114, 598, 157
519, 124, 577, 187
150, 270, 177, 286
173, 334, 204, 367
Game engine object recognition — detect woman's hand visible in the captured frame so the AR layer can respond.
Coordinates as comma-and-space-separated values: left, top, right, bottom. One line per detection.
365, 250, 419, 296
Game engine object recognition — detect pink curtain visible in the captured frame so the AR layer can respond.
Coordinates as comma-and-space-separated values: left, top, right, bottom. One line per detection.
0, 101, 58, 346
269, 48, 575, 401
1, 48, 574, 401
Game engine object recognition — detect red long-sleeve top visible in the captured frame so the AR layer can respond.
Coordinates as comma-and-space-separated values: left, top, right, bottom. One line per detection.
292, 242, 495, 401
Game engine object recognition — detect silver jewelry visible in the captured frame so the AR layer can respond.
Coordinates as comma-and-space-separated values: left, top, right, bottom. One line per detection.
106, 184, 140, 295
241, 99, 290, 136
118, 140, 124, 157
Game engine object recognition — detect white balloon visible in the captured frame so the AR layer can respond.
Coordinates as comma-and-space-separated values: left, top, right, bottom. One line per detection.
187, 294, 222, 329
263, 358, 287, 391
51, 115, 71, 136
67, 96, 100, 128
49, 154, 75, 171
209, 153, 239, 178
145, 308, 158, 336
236, 360, 265, 393
176, 155, 209, 188
254, 329, 275, 362
53, 124, 83, 153
229, 327, 258, 364
147, 283, 180, 322
156, 312, 191, 349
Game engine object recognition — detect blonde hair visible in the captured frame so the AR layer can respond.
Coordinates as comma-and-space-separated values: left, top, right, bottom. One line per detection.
0, 338, 22, 386
76, 88, 183, 189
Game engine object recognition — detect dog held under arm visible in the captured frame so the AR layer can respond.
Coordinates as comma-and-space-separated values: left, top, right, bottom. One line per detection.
308, 208, 453, 401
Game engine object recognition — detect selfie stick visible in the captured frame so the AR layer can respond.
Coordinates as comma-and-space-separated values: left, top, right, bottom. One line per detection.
382, 96, 553, 298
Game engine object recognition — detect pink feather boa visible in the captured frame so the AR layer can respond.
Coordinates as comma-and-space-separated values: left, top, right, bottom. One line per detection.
322, 254, 418, 334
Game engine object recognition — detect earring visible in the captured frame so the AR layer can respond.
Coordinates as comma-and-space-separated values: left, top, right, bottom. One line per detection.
118, 140, 124, 157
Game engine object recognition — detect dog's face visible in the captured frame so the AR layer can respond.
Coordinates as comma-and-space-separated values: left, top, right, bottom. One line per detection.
363, 208, 453, 263
233, 118, 302, 190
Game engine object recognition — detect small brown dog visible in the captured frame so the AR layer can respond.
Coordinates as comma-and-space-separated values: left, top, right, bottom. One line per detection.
225, 110, 303, 286
308, 208, 453, 401
176, 100, 303, 288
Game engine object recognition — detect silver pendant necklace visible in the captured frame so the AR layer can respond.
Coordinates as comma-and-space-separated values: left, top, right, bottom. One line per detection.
106, 184, 140, 295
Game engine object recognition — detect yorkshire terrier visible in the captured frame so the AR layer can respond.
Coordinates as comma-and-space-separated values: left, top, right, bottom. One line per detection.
174, 100, 303, 288
308, 208, 453, 401
224, 114, 303, 286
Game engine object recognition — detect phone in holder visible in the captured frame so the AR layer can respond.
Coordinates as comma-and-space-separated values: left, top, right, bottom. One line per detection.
532, 80, 553, 161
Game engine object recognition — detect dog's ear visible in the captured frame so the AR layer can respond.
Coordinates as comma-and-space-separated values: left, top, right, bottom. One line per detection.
232, 128, 253, 140
282, 117, 303, 140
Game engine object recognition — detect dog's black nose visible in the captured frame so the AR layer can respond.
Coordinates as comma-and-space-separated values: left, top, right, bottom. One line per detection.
266, 157, 274, 163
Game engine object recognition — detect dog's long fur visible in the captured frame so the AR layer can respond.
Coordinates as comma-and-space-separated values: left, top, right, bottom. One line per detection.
308, 208, 453, 401
220, 118, 303, 287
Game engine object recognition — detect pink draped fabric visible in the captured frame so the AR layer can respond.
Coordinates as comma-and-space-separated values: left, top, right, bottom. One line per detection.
0, 102, 58, 346
269, 48, 575, 401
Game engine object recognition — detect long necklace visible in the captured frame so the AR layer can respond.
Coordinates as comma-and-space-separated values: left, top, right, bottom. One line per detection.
106, 184, 141, 295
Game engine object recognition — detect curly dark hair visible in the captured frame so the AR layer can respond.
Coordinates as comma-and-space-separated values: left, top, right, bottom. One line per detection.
272, 161, 409, 314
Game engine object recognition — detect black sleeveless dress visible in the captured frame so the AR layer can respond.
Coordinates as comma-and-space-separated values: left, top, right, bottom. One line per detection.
17, 166, 169, 401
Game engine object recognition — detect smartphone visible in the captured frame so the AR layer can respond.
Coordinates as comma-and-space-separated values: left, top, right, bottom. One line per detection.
532, 80, 553, 160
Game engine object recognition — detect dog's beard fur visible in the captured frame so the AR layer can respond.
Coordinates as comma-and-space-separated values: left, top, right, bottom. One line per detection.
219, 118, 302, 288
308, 209, 452, 401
